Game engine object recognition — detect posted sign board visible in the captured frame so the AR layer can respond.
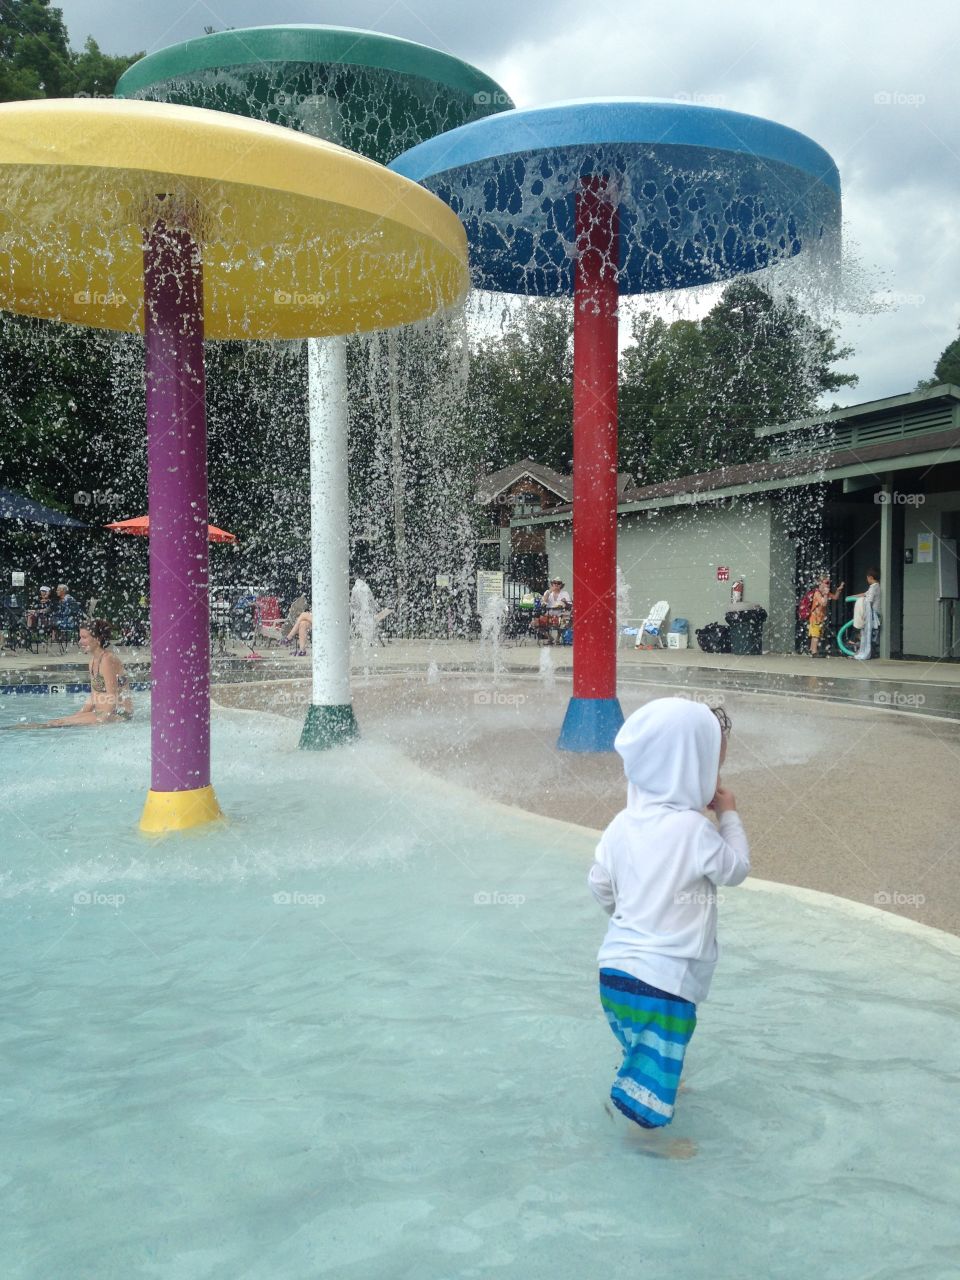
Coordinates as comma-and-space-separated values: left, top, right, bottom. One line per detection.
476, 570, 505, 614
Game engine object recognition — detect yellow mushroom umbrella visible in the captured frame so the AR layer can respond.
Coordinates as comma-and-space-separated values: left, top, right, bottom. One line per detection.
0, 98, 468, 832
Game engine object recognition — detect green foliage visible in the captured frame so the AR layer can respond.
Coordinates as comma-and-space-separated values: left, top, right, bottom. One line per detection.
620, 280, 858, 483
621, 279, 857, 483
930, 329, 960, 388
0, 0, 141, 102
0, 0, 70, 100
203, 340, 310, 589
466, 300, 574, 473
466, 280, 857, 487
72, 36, 141, 97
0, 314, 141, 510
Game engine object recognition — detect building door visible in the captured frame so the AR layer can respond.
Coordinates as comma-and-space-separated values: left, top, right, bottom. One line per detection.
792, 502, 856, 653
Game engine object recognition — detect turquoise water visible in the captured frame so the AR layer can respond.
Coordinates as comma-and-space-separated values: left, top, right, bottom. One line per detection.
2, 696, 959, 1278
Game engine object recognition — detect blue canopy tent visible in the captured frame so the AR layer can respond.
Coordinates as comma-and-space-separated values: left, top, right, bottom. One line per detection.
0, 487, 88, 528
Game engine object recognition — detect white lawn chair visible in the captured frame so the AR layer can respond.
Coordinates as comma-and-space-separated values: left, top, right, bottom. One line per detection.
618, 619, 644, 649
635, 600, 670, 649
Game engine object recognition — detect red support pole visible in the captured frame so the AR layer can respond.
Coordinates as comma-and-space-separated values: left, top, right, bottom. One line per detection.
558, 177, 624, 750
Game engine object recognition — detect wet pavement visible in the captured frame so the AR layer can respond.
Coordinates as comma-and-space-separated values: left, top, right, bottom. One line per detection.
615, 662, 960, 720
3, 637, 959, 720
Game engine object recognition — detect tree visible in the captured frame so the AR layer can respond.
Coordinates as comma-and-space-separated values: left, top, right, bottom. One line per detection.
72, 37, 141, 97
466, 300, 574, 474
0, 1, 141, 103
618, 314, 709, 482
619, 279, 857, 483
918, 325, 960, 389
0, 0, 70, 100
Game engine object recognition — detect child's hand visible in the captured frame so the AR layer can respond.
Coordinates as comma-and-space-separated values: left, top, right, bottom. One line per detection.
709, 785, 737, 815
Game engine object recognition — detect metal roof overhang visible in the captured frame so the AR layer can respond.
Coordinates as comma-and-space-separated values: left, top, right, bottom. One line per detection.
512, 443, 960, 528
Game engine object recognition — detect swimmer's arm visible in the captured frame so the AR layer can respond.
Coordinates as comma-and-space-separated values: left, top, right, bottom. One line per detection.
699, 814, 751, 887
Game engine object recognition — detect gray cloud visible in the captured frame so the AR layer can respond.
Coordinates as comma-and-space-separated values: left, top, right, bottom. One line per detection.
54, 0, 960, 400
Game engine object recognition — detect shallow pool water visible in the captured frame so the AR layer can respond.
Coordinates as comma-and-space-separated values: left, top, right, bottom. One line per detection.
2, 697, 959, 1279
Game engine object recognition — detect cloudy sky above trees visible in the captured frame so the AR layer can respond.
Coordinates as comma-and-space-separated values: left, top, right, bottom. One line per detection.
58, 0, 960, 405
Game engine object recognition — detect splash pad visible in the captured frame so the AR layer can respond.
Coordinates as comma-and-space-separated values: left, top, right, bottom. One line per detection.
5, 46, 957, 1280
117, 27, 514, 750
0, 96, 468, 828
391, 98, 841, 749
2, 689, 959, 1275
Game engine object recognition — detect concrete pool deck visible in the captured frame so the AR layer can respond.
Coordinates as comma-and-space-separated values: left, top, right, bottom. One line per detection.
3, 634, 960, 690
5, 636, 959, 935
210, 669, 960, 939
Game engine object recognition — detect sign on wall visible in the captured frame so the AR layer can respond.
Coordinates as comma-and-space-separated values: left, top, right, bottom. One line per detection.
476, 570, 505, 614
716, 566, 729, 581
917, 533, 934, 564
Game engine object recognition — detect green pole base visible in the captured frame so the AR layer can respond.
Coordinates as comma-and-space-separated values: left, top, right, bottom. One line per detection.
299, 702, 359, 750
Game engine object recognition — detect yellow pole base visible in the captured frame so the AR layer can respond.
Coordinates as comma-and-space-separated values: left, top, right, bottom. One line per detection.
139, 785, 224, 834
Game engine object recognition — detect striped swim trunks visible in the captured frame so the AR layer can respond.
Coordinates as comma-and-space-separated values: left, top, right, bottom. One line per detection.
599, 968, 697, 1129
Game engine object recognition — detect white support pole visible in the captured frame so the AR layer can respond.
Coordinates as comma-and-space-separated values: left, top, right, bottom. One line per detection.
879, 472, 893, 661
299, 334, 358, 748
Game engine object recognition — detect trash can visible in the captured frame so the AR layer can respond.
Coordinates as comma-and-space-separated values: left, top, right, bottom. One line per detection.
695, 622, 731, 653
724, 606, 767, 655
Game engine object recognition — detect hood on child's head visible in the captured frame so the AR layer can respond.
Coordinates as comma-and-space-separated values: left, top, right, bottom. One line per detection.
615, 697, 721, 812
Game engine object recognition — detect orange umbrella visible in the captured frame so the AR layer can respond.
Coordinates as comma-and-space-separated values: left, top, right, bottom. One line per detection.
105, 516, 237, 543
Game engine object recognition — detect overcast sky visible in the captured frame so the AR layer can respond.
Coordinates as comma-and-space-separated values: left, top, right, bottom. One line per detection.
57, 0, 960, 406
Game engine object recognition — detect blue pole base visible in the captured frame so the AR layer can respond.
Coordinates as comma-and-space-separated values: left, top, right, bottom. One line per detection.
557, 696, 624, 753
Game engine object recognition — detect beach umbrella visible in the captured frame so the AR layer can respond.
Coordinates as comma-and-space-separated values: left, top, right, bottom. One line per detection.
105, 516, 237, 543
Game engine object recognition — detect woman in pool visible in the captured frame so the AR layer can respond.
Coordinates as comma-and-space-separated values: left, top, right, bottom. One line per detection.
31, 620, 133, 727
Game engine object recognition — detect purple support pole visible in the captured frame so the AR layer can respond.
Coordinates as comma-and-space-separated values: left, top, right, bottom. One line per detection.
140, 217, 221, 831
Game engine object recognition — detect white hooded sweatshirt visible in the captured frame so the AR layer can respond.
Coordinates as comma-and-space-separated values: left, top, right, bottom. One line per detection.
588, 698, 750, 1004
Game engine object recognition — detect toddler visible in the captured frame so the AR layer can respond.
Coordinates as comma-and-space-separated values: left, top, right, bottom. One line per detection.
589, 698, 750, 1130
